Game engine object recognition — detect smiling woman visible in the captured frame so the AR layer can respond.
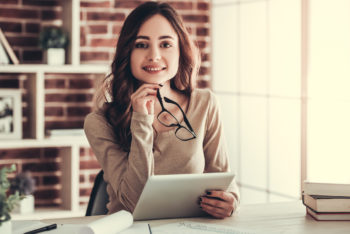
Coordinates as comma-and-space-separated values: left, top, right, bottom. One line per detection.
84, 1, 240, 219
130, 14, 180, 85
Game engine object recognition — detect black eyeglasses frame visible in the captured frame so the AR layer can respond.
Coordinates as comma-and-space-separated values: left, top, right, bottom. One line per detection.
156, 89, 197, 141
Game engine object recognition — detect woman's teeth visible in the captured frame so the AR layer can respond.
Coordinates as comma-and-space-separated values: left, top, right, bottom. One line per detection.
143, 67, 165, 71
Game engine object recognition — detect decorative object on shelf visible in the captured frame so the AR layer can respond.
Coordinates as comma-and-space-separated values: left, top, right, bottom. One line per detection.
0, 164, 22, 234
0, 28, 19, 65
39, 27, 69, 65
0, 89, 22, 140
10, 171, 36, 214
0, 39, 10, 65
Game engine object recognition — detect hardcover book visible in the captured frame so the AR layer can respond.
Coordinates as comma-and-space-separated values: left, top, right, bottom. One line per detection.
303, 194, 350, 212
306, 207, 350, 221
303, 181, 350, 197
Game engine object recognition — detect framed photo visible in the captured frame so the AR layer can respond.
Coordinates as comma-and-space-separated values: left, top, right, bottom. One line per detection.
0, 89, 22, 139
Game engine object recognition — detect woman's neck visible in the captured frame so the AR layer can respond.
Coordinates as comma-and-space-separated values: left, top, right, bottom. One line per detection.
159, 80, 180, 100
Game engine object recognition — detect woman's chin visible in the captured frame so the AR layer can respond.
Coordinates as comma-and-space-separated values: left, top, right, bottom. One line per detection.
138, 78, 171, 85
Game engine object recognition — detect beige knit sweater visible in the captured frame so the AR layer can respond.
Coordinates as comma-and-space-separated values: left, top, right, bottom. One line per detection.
84, 88, 240, 214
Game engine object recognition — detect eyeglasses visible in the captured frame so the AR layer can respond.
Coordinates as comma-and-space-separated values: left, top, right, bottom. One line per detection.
156, 89, 197, 141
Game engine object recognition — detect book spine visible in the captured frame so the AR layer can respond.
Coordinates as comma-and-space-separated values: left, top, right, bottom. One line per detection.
304, 183, 350, 196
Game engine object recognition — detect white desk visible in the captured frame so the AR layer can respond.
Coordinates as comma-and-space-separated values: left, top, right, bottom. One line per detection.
42, 201, 350, 234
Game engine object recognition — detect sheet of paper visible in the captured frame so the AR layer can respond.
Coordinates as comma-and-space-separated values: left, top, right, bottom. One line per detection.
12, 210, 149, 234
40, 224, 83, 234
12, 220, 48, 234
119, 223, 150, 234
78, 210, 133, 234
46, 223, 149, 234
151, 221, 257, 234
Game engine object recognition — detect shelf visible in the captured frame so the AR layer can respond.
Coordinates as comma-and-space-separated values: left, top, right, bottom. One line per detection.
0, 64, 109, 74
0, 0, 101, 215
0, 136, 89, 148
11, 207, 86, 220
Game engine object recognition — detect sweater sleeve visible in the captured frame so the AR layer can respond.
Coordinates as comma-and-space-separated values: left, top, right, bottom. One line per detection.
202, 91, 240, 208
84, 111, 155, 212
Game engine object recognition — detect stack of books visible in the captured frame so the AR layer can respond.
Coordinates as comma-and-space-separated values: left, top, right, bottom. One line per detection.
303, 181, 350, 220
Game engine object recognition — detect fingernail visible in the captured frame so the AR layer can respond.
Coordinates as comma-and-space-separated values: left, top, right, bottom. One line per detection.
206, 191, 211, 195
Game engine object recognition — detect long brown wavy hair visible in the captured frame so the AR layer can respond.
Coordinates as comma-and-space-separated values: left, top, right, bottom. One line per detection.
94, 1, 200, 152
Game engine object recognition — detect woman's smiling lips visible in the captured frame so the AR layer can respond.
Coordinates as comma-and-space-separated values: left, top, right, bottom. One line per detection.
142, 65, 166, 74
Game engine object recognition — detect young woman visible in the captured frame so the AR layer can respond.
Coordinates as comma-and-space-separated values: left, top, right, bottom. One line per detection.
84, 1, 240, 219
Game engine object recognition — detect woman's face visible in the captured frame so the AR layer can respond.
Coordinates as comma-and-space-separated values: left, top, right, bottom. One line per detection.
130, 14, 180, 84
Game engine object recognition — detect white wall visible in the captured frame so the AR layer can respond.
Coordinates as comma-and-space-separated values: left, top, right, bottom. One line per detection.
307, 0, 350, 183
212, 0, 301, 204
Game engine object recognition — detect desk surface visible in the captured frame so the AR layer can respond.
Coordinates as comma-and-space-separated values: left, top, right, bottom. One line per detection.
43, 201, 350, 234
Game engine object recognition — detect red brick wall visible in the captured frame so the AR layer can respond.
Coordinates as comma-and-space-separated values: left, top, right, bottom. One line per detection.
1, 148, 63, 207
0, 0, 211, 79
80, 0, 211, 83
79, 147, 100, 206
0, 0, 62, 64
0, 146, 99, 207
0, 0, 211, 208
44, 73, 103, 131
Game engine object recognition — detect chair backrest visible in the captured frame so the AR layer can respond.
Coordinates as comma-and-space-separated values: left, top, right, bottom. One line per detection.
85, 170, 109, 216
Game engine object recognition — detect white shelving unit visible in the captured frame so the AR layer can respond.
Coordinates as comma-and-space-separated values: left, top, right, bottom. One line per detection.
0, 0, 109, 219
0, 65, 109, 140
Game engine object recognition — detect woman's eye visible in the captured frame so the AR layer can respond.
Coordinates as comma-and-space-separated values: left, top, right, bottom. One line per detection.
135, 42, 148, 49
161, 42, 172, 48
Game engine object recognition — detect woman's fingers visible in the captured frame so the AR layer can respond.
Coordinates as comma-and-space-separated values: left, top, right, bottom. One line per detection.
132, 95, 156, 114
132, 84, 159, 98
206, 190, 235, 204
131, 87, 157, 100
200, 204, 226, 219
199, 190, 235, 218
146, 99, 154, 115
131, 84, 159, 114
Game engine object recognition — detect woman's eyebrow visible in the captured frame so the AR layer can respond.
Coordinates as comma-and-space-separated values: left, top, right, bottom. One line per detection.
135, 35, 149, 40
159, 35, 175, 40
135, 35, 175, 40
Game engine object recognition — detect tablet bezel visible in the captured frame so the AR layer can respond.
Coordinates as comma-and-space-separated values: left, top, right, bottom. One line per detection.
133, 172, 235, 220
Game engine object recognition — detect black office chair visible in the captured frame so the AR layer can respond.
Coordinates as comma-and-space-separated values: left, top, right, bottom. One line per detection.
85, 170, 109, 216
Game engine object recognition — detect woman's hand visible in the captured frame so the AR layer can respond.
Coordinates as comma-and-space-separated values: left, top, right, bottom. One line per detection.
131, 84, 159, 115
199, 190, 236, 219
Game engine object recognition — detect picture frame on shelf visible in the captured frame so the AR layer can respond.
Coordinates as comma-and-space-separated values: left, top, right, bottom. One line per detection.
0, 89, 22, 140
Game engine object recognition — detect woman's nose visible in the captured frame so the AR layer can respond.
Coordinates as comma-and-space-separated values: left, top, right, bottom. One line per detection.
147, 46, 161, 61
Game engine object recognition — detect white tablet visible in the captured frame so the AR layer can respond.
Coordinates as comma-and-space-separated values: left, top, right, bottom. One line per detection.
133, 172, 235, 220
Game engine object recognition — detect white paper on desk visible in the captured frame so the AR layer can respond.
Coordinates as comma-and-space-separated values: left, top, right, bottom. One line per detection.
49, 223, 148, 234
77, 210, 133, 234
152, 221, 257, 234
13, 210, 148, 234
12, 220, 47, 234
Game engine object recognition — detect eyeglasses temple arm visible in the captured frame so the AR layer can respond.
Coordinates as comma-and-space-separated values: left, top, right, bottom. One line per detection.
157, 89, 165, 109
163, 96, 196, 135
